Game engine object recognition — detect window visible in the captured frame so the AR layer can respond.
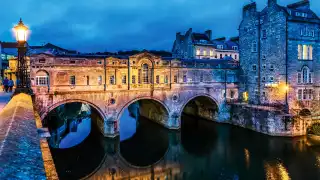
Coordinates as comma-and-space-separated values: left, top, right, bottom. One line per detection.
70, 61, 75, 64
174, 75, 178, 83
215, 54, 218, 58
309, 89, 313, 100
262, 64, 266, 70
270, 65, 274, 71
303, 89, 307, 100
230, 90, 235, 99
86, 76, 89, 85
220, 54, 223, 59
164, 75, 168, 84
262, 55, 266, 59
270, 76, 274, 82
132, 75, 136, 84
232, 46, 238, 50
298, 73, 302, 84
98, 76, 102, 85
156, 75, 160, 84
298, 89, 302, 100
122, 75, 126, 84
138, 69, 141, 84
203, 50, 207, 56
308, 45, 313, 60
200, 73, 203, 82
252, 65, 257, 71
210, 50, 214, 57
262, 30, 267, 38
110, 75, 115, 85
196, 49, 200, 55
217, 45, 223, 49
97, 60, 102, 65
36, 76, 48, 86
142, 64, 149, 84
302, 67, 311, 84
252, 41, 257, 52
303, 45, 308, 59
183, 75, 187, 83
298, 45, 302, 59
309, 73, 312, 83
70, 76, 76, 85
235, 55, 237, 60
262, 76, 266, 82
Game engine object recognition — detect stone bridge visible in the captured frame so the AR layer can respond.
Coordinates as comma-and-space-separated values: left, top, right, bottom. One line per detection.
31, 52, 239, 137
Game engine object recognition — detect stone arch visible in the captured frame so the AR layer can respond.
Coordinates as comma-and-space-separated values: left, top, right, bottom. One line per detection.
179, 93, 219, 116
116, 96, 170, 121
41, 99, 106, 121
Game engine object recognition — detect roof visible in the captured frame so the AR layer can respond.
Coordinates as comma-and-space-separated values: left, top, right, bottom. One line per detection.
0, 42, 17, 48
287, 0, 309, 9
192, 33, 210, 41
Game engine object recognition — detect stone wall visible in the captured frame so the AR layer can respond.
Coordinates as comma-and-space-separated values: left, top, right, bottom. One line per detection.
230, 104, 306, 136
0, 93, 55, 179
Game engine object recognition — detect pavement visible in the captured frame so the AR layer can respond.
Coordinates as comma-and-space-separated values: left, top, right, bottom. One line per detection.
0, 91, 12, 114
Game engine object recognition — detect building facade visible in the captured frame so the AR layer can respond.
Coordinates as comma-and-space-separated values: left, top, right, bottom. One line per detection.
172, 28, 239, 61
239, 0, 320, 115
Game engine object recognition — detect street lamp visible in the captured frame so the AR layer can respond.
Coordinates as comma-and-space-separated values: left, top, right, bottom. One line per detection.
13, 18, 31, 94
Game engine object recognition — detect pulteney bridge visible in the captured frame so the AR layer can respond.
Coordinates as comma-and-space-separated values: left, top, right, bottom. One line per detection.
30, 52, 239, 137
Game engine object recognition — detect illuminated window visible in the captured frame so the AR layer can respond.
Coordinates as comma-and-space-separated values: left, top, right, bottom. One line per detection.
303, 45, 308, 59
138, 69, 141, 84
122, 75, 126, 84
210, 50, 214, 57
156, 75, 160, 84
132, 75, 136, 84
98, 76, 102, 85
196, 49, 200, 55
142, 64, 149, 84
298, 45, 302, 59
174, 75, 178, 83
203, 50, 207, 56
70, 76, 76, 85
308, 45, 313, 60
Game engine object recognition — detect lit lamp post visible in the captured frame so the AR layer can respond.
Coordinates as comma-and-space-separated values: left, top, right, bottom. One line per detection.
13, 18, 31, 94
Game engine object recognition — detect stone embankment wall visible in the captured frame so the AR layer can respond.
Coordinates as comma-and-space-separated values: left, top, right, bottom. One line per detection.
0, 93, 58, 179
229, 104, 307, 137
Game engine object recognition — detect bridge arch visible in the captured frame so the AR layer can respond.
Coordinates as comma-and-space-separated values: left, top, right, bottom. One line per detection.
41, 99, 106, 121
116, 96, 170, 121
179, 94, 219, 122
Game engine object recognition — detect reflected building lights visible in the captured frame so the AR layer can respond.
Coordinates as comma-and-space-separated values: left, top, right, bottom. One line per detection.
264, 161, 291, 180
244, 148, 250, 169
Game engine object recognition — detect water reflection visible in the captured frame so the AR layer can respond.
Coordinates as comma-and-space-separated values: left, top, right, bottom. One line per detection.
48, 106, 320, 180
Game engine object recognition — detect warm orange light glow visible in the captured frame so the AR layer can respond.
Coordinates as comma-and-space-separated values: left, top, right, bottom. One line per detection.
13, 18, 28, 43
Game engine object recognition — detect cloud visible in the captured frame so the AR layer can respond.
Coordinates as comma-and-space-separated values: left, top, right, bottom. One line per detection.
0, 0, 319, 52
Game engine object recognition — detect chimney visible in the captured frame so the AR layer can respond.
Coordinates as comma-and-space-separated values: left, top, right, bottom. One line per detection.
205, 30, 212, 40
176, 32, 181, 40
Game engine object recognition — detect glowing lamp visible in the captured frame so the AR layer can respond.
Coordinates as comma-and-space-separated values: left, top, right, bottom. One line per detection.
13, 18, 28, 43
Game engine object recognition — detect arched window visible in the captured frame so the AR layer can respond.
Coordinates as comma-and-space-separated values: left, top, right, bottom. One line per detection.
36, 70, 49, 86
142, 64, 149, 84
301, 66, 312, 84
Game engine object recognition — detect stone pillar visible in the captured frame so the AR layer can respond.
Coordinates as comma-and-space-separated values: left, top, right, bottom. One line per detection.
167, 113, 180, 129
103, 118, 119, 138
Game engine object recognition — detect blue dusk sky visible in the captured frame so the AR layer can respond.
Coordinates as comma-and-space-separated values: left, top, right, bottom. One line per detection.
0, 0, 319, 52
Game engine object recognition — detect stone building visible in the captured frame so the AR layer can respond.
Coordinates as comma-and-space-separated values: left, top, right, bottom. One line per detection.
172, 28, 239, 61
239, 0, 320, 115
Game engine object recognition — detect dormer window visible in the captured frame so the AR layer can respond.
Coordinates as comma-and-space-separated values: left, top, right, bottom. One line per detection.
232, 46, 238, 50
217, 45, 223, 49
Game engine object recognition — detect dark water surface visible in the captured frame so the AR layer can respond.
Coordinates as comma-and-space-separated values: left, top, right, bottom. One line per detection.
49, 114, 320, 180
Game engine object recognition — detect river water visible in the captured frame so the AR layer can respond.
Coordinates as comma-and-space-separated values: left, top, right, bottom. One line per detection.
49, 110, 320, 180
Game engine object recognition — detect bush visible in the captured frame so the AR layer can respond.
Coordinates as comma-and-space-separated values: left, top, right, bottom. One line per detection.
311, 123, 320, 136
